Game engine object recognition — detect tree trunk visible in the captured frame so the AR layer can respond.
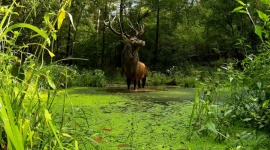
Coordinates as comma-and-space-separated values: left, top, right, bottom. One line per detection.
118, 0, 125, 68
97, 9, 101, 34
101, 1, 108, 69
71, 2, 85, 66
154, 0, 160, 70
94, 7, 101, 68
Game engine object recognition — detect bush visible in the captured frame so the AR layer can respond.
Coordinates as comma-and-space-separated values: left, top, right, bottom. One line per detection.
106, 68, 125, 84
103, 66, 204, 87
147, 71, 169, 86
71, 69, 107, 87
182, 77, 197, 88
164, 66, 200, 87
38, 64, 77, 89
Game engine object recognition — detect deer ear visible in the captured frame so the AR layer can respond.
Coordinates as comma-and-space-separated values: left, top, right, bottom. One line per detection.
122, 35, 129, 43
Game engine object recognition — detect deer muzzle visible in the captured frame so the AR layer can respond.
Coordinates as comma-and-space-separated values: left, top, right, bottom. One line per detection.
142, 41, 145, 46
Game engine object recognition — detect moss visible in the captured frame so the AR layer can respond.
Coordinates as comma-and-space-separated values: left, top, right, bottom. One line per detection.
49, 87, 268, 149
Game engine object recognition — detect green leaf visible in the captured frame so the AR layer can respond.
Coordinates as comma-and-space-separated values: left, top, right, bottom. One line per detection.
232, 6, 244, 13
257, 82, 262, 89
238, 10, 248, 14
44, 109, 52, 121
46, 70, 56, 89
52, 32, 57, 40
260, 0, 270, 5
257, 10, 268, 21
0, 93, 24, 150
47, 50, 55, 58
3, 23, 49, 40
11, 12, 19, 15
265, 31, 269, 39
255, 25, 263, 41
58, 8, 66, 29
68, 0, 72, 7
75, 140, 79, 150
262, 100, 269, 108
242, 118, 252, 121
240, 132, 251, 139
62, 133, 72, 138
206, 122, 218, 134
259, 124, 264, 128
44, 13, 50, 23
0, 1, 16, 29
236, 0, 246, 6
233, 139, 240, 147
224, 109, 233, 117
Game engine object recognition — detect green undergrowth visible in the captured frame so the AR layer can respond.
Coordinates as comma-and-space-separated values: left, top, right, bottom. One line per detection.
42, 87, 267, 149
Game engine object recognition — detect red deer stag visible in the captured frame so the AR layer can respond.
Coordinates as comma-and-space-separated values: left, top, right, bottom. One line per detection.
136, 61, 147, 89
104, 16, 145, 90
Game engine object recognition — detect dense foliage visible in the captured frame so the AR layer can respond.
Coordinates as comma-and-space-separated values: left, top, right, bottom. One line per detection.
188, 0, 270, 149
1, 0, 262, 72
0, 1, 80, 149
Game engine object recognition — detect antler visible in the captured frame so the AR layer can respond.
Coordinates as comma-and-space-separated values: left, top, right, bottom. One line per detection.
104, 15, 122, 36
128, 20, 144, 37
104, 15, 144, 38
104, 15, 130, 38
137, 24, 144, 37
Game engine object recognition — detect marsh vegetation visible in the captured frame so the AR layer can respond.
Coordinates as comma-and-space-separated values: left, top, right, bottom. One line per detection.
1, 0, 270, 149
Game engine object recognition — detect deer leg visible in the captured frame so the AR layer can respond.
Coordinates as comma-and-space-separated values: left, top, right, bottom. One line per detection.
138, 80, 141, 88
142, 77, 146, 88
134, 79, 138, 91
126, 78, 131, 90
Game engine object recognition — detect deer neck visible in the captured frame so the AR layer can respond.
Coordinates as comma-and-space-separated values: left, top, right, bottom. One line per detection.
129, 44, 142, 53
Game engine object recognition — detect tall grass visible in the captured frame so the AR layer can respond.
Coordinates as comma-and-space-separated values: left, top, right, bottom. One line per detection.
0, 1, 79, 149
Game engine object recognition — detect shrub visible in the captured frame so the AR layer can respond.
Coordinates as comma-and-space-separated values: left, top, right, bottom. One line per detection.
147, 71, 169, 86
38, 64, 77, 89
106, 68, 125, 84
165, 66, 200, 87
90, 69, 107, 87
71, 69, 107, 87
187, 2, 270, 148
182, 76, 197, 88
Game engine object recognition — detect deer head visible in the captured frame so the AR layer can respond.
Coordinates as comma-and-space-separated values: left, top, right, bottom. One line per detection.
104, 16, 145, 48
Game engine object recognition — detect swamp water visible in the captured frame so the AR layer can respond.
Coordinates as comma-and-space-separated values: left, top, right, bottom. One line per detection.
51, 87, 249, 150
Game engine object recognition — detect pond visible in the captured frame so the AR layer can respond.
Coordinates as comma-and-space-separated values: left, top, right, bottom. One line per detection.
51, 86, 263, 150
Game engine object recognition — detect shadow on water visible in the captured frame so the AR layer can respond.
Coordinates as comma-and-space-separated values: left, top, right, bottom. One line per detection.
104, 87, 166, 93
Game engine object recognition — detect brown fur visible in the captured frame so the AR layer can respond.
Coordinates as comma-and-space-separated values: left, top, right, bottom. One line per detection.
121, 37, 145, 90
135, 61, 147, 89
104, 17, 145, 90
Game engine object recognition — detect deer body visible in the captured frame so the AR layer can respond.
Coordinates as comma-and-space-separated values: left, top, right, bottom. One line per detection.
104, 16, 146, 90
121, 43, 139, 80
136, 61, 147, 89
122, 41, 145, 90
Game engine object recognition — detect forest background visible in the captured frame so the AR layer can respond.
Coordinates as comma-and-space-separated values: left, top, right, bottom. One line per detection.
2, 0, 259, 74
